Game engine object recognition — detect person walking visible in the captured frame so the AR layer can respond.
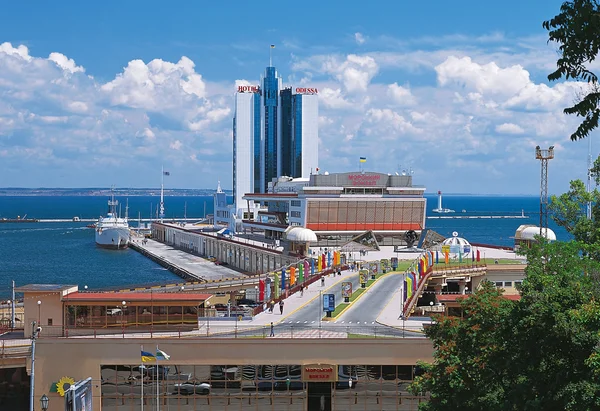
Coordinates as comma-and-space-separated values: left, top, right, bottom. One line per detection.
300, 285, 304, 297
270, 322, 275, 337
269, 301, 275, 313
279, 300, 284, 315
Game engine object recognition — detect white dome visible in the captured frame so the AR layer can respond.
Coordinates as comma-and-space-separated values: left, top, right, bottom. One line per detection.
519, 226, 556, 241
441, 232, 472, 254
286, 227, 318, 243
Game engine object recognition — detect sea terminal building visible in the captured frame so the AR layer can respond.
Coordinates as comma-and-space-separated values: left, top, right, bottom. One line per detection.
240, 171, 427, 247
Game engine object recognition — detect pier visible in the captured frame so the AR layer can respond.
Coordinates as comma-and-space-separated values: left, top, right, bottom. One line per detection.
128, 237, 246, 283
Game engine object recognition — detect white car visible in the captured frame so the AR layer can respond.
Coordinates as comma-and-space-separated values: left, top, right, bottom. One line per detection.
173, 381, 211, 395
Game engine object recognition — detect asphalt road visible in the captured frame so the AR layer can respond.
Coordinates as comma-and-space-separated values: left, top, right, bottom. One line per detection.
338, 272, 404, 324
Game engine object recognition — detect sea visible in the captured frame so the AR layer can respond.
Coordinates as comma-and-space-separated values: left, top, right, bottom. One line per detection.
0, 194, 569, 298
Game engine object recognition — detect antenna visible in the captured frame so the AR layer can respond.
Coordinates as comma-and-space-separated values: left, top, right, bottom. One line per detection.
269, 44, 275, 67
587, 136, 593, 219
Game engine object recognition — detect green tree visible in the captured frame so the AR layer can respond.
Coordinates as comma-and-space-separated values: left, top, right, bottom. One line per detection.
548, 179, 600, 244
410, 240, 600, 410
544, 0, 600, 140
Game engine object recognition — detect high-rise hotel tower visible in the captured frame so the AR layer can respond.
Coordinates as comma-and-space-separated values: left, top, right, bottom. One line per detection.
232, 66, 319, 214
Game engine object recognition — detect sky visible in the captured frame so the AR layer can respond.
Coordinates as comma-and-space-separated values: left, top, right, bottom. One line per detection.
0, 0, 593, 194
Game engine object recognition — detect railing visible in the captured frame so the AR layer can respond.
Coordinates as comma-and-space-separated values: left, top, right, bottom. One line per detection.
36, 324, 426, 339
0, 339, 31, 357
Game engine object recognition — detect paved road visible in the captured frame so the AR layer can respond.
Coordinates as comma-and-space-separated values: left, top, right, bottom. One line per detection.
338, 273, 404, 324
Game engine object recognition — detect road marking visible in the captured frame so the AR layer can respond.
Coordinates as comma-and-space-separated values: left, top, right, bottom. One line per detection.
371, 322, 374, 324
341, 321, 345, 324
311, 321, 315, 323
334, 321, 338, 323
304, 321, 308, 323
296, 321, 301, 324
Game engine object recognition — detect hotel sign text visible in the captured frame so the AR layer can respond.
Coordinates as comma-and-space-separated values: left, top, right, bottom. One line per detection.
238, 85, 260, 93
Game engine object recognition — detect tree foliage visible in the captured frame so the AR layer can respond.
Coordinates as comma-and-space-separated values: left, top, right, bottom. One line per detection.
544, 0, 600, 140
548, 179, 600, 244
410, 240, 600, 410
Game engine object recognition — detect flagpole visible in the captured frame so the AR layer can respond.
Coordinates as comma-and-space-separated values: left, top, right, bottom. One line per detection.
140, 345, 144, 411
156, 344, 159, 411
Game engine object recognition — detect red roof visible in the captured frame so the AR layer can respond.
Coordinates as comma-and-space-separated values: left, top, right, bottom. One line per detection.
437, 294, 521, 303
63, 292, 212, 303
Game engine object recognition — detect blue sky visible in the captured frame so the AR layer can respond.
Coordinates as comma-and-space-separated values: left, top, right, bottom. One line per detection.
0, 0, 590, 194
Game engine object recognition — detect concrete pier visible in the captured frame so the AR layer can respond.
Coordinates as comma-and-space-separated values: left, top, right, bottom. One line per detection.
151, 222, 303, 275
128, 237, 246, 283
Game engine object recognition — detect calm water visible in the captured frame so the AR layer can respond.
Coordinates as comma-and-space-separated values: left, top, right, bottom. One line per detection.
0, 194, 569, 298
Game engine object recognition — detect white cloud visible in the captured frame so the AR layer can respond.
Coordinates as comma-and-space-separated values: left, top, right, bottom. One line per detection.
387, 82, 416, 106
496, 122, 525, 135
0, 34, 591, 193
355, 32, 366, 45
48, 52, 85, 74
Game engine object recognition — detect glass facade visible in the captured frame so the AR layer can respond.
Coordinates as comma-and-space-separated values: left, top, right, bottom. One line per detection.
293, 94, 303, 178
253, 93, 261, 194
100, 363, 427, 411
263, 67, 279, 192
280, 87, 293, 177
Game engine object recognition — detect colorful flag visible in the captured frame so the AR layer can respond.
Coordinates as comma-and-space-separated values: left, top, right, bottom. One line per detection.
476, 249, 481, 262
163, 171, 170, 176
270, 44, 275, 49
359, 157, 367, 163
141, 350, 156, 363
435, 251, 439, 264
156, 347, 170, 360
444, 251, 449, 264
281, 268, 286, 290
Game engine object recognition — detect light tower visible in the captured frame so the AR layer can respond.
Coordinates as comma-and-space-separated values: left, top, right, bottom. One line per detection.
535, 145, 555, 237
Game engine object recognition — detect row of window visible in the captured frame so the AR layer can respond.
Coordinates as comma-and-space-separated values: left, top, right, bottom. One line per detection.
290, 200, 302, 207
494, 281, 522, 288
290, 211, 302, 218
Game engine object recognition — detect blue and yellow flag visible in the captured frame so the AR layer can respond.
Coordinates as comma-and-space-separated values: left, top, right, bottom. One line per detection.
359, 157, 367, 163
141, 350, 156, 363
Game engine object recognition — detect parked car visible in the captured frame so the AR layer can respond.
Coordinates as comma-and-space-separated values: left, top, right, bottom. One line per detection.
173, 381, 211, 395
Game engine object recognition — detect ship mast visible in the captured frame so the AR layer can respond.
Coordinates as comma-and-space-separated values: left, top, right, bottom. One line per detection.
159, 166, 165, 222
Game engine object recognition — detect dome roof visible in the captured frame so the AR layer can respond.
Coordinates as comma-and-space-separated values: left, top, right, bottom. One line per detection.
441, 231, 471, 247
286, 227, 317, 243
518, 226, 556, 241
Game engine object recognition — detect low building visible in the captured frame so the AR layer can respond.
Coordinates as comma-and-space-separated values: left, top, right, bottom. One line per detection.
514, 225, 557, 251
240, 171, 427, 247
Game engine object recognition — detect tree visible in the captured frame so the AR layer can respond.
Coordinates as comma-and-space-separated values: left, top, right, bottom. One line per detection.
544, 0, 600, 140
548, 179, 600, 244
410, 240, 600, 410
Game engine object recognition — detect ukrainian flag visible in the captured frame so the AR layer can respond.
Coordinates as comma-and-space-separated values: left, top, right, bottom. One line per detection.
359, 157, 367, 163
141, 350, 156, 363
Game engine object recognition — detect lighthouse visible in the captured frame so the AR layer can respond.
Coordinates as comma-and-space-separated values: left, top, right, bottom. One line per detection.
432, 190, 455, 213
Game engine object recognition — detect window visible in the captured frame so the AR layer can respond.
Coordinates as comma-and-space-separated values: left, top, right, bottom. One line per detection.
514, 281, 522, 288
290, 200, 301, 207
504, 281, 512, 287
495, 281, 503, 287
290, 211, 301, 218
47, 318, 53, 326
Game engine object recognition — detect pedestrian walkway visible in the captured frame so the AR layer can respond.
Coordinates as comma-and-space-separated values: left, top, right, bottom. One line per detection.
249, 268, 360, 326
129, 237, 245, 282
267, 329, 347, 338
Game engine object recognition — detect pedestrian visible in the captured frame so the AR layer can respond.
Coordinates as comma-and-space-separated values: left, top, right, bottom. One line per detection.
279, 300, 284, 315
270, 322, 275, 337
338, 269, 341, 276
321, 277, 325, 287
269, 301, 275, 313
300, 285, 304, 297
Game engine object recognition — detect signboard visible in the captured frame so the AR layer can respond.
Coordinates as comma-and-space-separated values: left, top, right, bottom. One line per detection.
302, 364, 337, 382
391, 257, 398, 270
65, 377, 93, 411
359, 270, 369, 284
348, 173, 382, 186
341, 282, 352, 298
237, 85, 260, 93
323, 294, 335, 312
295, 87, 318, 94
441, 245, 450, 254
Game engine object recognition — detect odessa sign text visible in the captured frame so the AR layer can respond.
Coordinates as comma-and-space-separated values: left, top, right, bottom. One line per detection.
295, 87, 318, 94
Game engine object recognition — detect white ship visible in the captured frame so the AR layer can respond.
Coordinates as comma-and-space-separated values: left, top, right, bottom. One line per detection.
432, 190, 455, 213
95, 191, 130, 249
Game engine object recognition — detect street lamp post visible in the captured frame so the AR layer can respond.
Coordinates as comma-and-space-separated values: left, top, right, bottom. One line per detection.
429, 301, 434, 325
29, 322, 41, 411
37, 300, 41, 325
121, 300, 126, 335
